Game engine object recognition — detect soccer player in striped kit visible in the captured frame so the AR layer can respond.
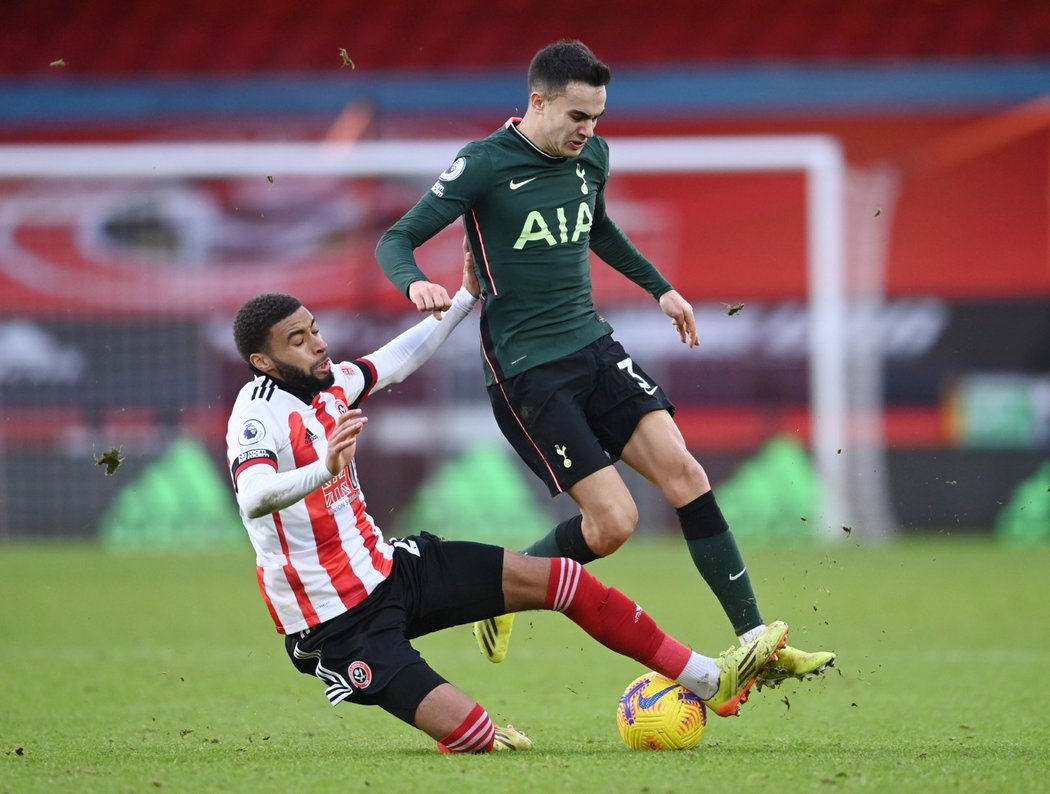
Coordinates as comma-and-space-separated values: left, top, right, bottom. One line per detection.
226, 245, 788, 752
376, 40, 834, 688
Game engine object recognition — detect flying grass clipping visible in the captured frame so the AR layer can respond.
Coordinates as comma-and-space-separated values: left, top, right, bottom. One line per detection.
722, 302, 745, 316
94, 447, 125, 476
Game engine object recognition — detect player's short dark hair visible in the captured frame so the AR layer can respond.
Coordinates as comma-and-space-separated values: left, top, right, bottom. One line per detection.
233, 292, 302, 365
528, 40, 611, 96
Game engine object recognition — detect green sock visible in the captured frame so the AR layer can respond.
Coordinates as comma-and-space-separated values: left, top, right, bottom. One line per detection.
521, 527, 562, 557
521, 515, 598, 563
678, 491, 763, 636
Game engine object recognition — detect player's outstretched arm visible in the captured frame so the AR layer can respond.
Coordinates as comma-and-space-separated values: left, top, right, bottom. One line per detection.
659, 289, 699, 348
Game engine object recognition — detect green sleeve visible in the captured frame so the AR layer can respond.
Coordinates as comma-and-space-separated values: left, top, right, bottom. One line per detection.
589, 192, 673, 300
376, 148, 488, 297
375, 196, 462, 296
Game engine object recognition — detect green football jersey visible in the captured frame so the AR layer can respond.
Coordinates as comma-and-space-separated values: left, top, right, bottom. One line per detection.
376, 119, 672, 385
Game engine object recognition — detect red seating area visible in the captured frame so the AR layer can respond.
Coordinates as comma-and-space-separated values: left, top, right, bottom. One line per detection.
3, 0, 1049, 76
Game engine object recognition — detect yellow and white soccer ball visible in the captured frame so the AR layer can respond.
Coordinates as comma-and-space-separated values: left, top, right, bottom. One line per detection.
616, 671, 707, 751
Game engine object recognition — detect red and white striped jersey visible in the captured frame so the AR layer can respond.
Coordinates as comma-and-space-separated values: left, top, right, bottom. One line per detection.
226, 360, 393, 634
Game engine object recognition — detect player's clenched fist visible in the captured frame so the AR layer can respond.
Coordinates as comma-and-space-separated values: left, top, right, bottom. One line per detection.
408, 280, 453, 320
326, 409, 368, 475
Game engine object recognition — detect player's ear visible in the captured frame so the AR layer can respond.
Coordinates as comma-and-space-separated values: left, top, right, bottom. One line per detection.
250, 351, 275, 376
530, 90, 545, 113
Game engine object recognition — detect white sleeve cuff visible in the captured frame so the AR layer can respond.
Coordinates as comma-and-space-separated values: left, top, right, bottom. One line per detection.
449, 286, 478, 315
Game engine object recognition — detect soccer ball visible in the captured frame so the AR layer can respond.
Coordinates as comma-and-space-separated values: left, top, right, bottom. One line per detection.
616, 671, 707, 751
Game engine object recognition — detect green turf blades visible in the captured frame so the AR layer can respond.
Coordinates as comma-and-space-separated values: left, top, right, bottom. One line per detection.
3, 539, 1049, 792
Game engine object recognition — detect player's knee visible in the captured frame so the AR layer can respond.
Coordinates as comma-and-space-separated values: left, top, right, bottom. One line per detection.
664, 455, 709, 502
684, 457, 709, 489
588, 531, 630, 557
586, 506, 637, 556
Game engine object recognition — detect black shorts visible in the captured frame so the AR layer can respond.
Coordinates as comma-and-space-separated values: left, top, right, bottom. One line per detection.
285, 532, 505, 724
487, 334, 674, 496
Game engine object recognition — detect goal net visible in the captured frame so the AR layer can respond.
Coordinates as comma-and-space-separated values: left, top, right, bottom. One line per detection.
0, 137, 896, 541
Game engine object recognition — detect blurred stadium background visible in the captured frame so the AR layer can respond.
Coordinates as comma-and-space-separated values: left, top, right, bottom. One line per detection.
1, 0, 1048, 547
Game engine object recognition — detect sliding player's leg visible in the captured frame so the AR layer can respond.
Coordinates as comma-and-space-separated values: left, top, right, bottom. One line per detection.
501, 550, 788, 717
403, 535, 786, 720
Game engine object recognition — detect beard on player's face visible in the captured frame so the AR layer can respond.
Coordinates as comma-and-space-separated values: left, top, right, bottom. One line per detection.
270, 356, 335, 395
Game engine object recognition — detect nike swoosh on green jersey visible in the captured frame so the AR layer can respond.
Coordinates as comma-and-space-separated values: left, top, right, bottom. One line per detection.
508, 177, 538, 190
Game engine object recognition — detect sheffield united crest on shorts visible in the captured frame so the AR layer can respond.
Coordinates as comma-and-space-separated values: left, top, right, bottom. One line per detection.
348, 661, 372, 688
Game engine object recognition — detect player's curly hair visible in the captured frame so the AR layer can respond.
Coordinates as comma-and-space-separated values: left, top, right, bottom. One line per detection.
233, 292, 302, 366
528, 40, 611, 96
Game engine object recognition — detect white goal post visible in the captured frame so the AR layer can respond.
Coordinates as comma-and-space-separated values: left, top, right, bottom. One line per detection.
0, 136, 864, 539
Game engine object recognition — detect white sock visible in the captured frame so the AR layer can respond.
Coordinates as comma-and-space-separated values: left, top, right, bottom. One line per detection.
738, 624, 767, 645
675, 651, 722, 700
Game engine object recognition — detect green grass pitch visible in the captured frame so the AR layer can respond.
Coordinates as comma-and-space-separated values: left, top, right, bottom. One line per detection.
3, 535, 1049, 793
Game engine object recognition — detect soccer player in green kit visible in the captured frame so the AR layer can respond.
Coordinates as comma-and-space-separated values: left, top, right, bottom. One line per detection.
376, 40, 834, 690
